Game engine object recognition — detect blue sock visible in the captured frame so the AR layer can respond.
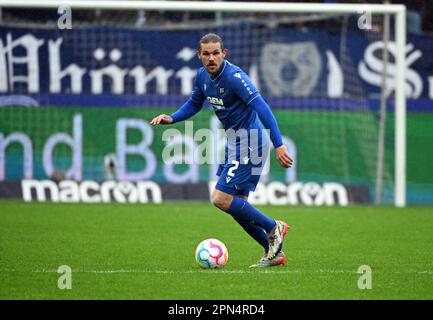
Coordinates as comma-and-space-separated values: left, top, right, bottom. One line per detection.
234, 218, 269, 253
227, 197, 276, 233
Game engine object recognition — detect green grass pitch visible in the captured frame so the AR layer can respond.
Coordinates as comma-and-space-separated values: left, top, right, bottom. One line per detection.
1, 201, 432, 300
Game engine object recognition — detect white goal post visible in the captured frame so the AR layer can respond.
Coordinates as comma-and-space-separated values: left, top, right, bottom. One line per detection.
0, 0, 407, 207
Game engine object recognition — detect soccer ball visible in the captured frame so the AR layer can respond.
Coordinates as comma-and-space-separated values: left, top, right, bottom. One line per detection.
195, 238, 228, 269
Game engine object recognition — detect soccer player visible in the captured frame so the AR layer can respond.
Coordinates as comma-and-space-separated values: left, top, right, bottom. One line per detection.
150, 33, 293, 267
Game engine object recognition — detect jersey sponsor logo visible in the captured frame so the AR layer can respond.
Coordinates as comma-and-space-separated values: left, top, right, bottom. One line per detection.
207, 96, 225, 110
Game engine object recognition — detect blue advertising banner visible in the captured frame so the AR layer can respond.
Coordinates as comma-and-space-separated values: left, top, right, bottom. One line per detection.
0, 25, 432, 108
1, 24, 433, 204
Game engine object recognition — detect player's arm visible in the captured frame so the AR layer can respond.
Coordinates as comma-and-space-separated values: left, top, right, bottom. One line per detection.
150, 74, 205, 126
149, 113, 173, 125
229, 71, 293, 168
150, 97, 203, 125
248, 96, 293, 168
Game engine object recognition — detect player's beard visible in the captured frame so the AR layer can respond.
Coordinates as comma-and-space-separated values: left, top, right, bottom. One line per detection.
207, 63, 219, 76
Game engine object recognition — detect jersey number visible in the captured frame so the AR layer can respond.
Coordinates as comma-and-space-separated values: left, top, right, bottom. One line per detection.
227, 160, 239, 177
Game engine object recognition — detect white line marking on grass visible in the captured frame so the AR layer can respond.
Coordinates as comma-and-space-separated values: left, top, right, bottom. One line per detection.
1, 268, 432, 275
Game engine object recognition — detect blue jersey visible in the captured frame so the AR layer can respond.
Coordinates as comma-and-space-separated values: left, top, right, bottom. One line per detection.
169, 60, 284, 195
191, 60, 263, 131
171, 59, 283, 148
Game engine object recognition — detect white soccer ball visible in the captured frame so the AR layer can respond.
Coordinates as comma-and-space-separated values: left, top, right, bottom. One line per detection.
195, 238, 228, 269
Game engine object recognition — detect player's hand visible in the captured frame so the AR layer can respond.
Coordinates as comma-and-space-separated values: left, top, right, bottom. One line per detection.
275, 145, 293, 168
149, 114, 173, 125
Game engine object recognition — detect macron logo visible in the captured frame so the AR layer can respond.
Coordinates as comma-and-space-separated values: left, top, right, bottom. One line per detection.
234, 72, 242, 79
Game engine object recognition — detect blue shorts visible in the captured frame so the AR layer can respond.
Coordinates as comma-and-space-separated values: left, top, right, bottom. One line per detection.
215, 162, 262, 196
215, 135, 269, 196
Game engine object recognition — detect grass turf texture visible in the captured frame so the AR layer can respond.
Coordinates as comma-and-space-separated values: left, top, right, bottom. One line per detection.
0, 201, 432, 300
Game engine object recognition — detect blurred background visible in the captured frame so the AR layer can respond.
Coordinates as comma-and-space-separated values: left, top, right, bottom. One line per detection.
0, 0, 432, 205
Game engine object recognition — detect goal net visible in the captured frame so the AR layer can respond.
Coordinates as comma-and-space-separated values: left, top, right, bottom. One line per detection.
0, 1, 406, 206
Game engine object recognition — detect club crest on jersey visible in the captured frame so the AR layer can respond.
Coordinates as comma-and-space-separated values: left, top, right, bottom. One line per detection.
207, 96, 225, 110
219, 87, 225, 94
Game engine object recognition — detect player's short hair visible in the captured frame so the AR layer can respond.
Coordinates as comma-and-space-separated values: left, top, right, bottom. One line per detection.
198, 33, 225, 52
